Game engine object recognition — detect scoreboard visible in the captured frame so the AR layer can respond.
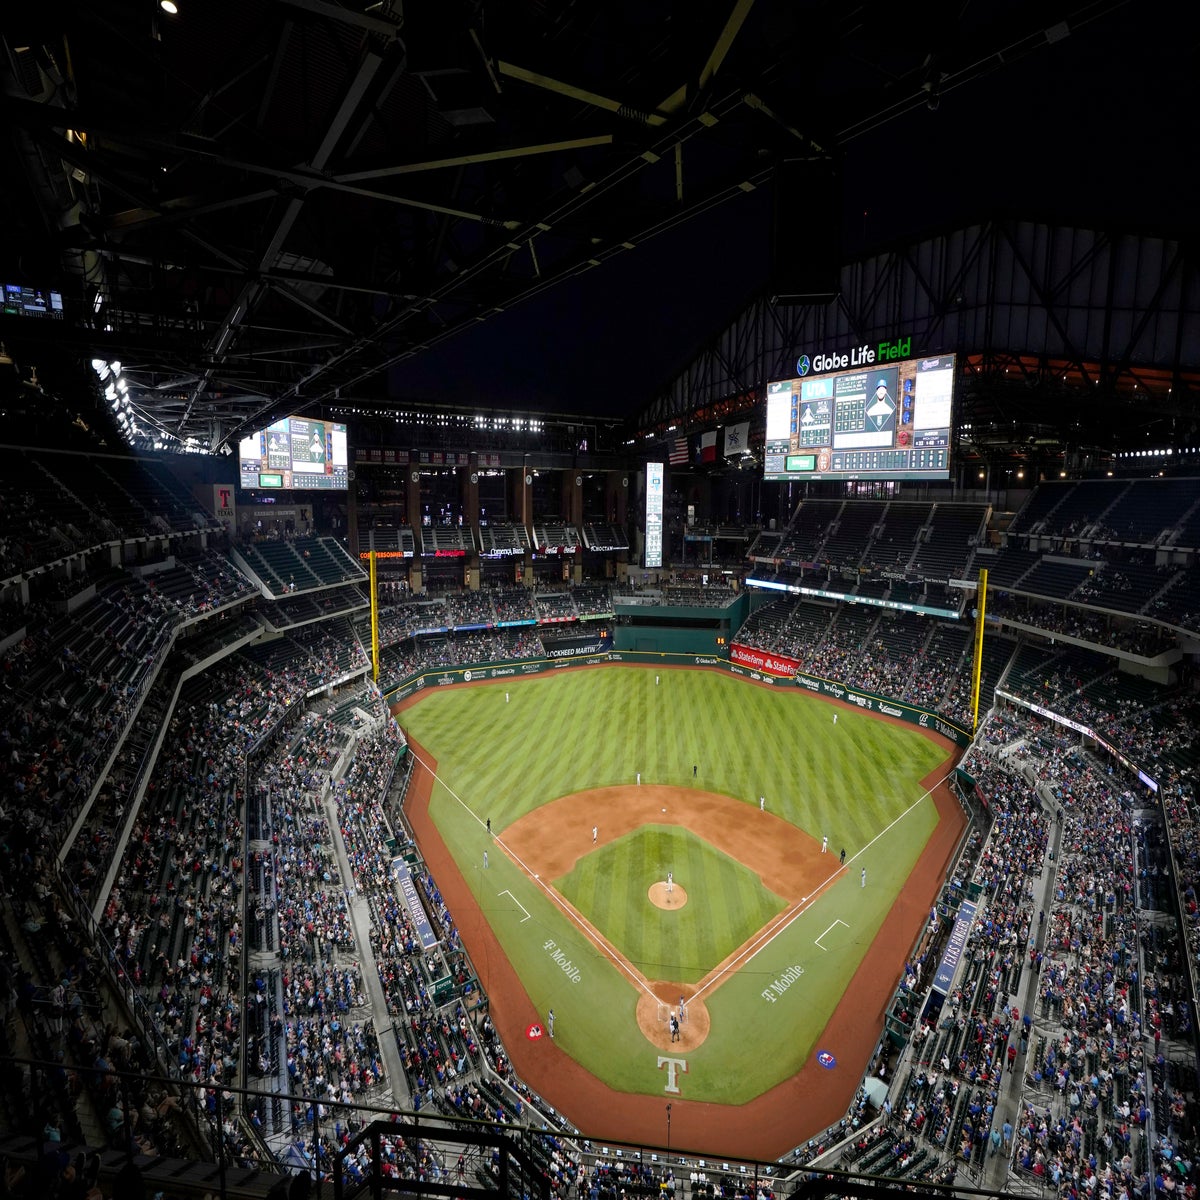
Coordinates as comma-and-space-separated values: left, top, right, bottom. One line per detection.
764, 353, 956, 483
238, 415, 349, 490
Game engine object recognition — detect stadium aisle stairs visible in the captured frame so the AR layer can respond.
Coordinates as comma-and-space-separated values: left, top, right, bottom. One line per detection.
316, 789, 411, 1110
0, 900, 109, 1150
976, 800, 1064, 1192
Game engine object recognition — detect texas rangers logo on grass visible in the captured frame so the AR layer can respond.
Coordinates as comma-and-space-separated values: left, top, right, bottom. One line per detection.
817, 1051, 837, 1069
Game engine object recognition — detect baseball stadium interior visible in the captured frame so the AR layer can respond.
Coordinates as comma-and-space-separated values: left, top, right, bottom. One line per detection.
1, 2, 1198, 1200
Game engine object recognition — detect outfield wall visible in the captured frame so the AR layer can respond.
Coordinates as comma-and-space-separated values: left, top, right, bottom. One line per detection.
383, 649, 972, 748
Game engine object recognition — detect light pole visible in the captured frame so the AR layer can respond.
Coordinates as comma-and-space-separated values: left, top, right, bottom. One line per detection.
665, 1102, 672, 1159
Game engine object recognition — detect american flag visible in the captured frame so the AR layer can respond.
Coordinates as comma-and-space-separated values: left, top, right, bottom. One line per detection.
668, 436, 689, 465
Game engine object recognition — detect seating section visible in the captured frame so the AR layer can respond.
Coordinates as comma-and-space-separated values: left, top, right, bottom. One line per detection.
663, 584, 736, 606
359, 524, 418, 557
776, 500, 842, 561
1073, 553, 1176, 613
747, 530, 784, 559
974, 547, 1039, 589
532, 523, 581, 552
1007, 480, 1072, 534
911, 504, 987, 581
580, 523, 627, 551
821, 502, 886, 568
534, 592, 576, 622
240, 537, 367, 594
478, 522, 531, 556
266, 581, 369, 628
1009, 559, 1091, 600
866, 502, 932, 568
1092, 478, 1200, 543
420, 525, 471, 556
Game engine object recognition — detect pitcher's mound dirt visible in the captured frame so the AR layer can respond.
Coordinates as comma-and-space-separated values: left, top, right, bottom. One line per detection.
648, 880, 688, 910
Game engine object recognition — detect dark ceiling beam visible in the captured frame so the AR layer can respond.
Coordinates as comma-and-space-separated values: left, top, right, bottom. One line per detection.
495, 61, 668, 126
262, 278, 355, 335
834, 3, 1120, 144
91, 188, 279, 236
180, 50, 273, 137
335, 134, 615, 183
697, 0, 758, 93
274, 0, 404, 42
225, 337, 347, 357
256, 19, 295, 130
0, 94, 524, 230
179, 42, 389, 431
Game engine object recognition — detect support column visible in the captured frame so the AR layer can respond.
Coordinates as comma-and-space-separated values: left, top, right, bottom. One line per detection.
561, 470, 583, 529
406, 467, 422, 528
461, 463, 480, 587
512, 467, 534, 587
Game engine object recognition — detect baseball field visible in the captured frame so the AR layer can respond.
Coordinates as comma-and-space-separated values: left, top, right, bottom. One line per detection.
396, 664, 963, 1157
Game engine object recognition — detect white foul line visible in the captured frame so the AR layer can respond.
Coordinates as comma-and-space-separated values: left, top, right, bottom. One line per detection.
692, 769, 954, 1001
408, 746, 658, 1001
497, 889, 531, 923
814, 919, 848, 951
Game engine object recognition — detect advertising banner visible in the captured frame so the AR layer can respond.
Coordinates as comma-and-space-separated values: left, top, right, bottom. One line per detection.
729, 643, 801, 677
391, 861, 438, 950
932, 899, 977, 995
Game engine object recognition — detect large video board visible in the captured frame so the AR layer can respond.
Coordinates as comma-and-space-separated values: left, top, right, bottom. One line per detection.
763, 350, 956, 482
238, 416, 348, 490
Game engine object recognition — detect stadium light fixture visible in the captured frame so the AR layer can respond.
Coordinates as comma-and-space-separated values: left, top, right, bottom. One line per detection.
160, 0, 178, 12
91, 358, 108, 377
110, 360, 122, 376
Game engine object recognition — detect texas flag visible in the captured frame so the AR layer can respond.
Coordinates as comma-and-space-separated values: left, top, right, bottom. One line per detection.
699, 431, 718, 462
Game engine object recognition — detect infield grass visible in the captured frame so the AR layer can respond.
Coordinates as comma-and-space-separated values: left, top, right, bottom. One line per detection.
401, 665, 954, 1102
555, 825, 788, 983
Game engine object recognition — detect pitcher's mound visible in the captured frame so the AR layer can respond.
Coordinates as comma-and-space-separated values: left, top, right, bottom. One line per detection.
648, 881, 688, 910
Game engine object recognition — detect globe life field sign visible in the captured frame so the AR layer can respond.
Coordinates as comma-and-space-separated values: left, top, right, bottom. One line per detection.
764, 338, 956, 483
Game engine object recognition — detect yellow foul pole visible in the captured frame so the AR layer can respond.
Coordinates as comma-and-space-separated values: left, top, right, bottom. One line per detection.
969, 566, 988, 731
369, 550, 380, 683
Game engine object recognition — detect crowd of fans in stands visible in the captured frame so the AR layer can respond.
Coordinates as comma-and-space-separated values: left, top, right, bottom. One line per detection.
861, 701, 1199, 1198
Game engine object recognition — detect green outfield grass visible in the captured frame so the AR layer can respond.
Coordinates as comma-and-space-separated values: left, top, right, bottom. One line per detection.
402, 665, 954, 1103
555, 825, 788, 983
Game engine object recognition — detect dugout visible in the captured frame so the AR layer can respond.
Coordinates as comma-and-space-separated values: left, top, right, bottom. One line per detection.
612, 593, 747, 655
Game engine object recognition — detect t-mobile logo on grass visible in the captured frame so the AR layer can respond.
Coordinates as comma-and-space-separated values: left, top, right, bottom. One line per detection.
760, 964, 805, 1004
542, 938, 582, 983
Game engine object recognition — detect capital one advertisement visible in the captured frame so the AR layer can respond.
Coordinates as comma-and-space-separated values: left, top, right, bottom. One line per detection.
729, 642, 801, 677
